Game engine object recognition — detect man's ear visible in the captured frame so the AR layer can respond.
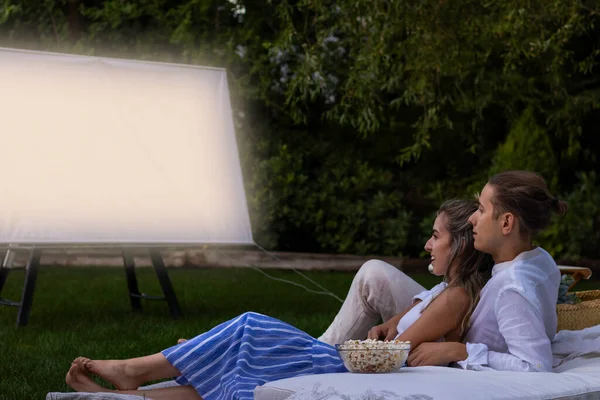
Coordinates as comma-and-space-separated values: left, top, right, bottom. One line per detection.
500, 212, 516, 235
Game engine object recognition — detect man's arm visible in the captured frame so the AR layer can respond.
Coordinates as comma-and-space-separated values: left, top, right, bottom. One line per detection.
408, 289, 553, 371
457, 289, 553, 372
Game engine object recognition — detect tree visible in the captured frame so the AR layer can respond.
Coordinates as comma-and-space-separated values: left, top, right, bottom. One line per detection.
0, 0, 598, 258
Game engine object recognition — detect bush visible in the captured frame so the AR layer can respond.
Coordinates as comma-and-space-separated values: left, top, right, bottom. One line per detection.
247, 137, 413, 257
537, 171, 600, 260
463, 106, 559, 197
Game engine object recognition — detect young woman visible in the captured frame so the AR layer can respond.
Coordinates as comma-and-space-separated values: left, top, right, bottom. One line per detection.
404, 170, 568, 371
64, 199, 494, 399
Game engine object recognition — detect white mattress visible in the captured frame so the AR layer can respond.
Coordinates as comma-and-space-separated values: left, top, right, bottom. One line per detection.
254, 355, 600, 400
45, 355, 600, 399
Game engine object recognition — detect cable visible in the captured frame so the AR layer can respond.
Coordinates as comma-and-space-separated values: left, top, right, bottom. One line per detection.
253, 243, 345, 303
215, 247, 345, 304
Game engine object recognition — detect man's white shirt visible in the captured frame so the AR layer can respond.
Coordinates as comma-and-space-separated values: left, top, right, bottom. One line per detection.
458, 247, 561, 372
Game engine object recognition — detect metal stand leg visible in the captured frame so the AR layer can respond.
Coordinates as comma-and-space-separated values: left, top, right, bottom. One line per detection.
0, 264, 9, 296
123, 250, 142, 313
149, 249, 182, 319
16, 249, 42, 327
0, 249, 16, 295
1, 250, 21, 307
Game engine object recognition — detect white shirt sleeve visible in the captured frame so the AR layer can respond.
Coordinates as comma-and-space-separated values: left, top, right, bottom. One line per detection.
456, 289, 553, 372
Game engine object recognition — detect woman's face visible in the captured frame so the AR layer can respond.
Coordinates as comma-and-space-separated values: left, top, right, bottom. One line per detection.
424, 213, 454, 276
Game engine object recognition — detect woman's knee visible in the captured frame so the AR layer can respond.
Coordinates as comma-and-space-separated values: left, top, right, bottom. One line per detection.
239, 311, 264, 320
238, 312, 280, 326
356, 259, 402, 285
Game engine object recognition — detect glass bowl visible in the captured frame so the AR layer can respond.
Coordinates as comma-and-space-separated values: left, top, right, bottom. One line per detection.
335, 341, 411, 373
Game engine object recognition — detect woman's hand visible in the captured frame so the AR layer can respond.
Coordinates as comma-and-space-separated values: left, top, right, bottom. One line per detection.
367, 315, 401, 341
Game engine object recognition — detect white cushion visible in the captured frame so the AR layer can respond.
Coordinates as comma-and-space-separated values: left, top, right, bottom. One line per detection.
254, 355, 600, 400
46, 379, 180, 400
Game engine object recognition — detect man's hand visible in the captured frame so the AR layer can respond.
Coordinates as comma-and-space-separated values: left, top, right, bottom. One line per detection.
367, 315, 400, 341
407, 342, 468, 367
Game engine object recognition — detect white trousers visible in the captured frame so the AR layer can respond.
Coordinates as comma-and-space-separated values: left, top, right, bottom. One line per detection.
317, 259, 425, 345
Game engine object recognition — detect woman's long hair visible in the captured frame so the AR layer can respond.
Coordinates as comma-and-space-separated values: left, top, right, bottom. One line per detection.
435, 199, 494, 336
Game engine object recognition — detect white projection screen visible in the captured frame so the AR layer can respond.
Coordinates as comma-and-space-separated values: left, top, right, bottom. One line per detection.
0, 47, 253, 247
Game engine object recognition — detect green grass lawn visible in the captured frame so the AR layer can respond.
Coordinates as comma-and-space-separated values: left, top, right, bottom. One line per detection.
0, 267, 597, 399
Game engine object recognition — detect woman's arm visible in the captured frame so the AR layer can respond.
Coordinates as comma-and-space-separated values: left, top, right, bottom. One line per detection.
396, 286, 470, 349
367, 300, 422, 340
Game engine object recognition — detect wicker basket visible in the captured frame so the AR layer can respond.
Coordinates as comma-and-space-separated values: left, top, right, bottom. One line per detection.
556, 290, 600, 331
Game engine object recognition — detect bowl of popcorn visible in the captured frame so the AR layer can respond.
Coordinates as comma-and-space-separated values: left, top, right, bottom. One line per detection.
335, 339, 411, 373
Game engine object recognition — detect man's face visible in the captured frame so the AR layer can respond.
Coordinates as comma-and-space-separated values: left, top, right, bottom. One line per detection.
468, 184, 504, 258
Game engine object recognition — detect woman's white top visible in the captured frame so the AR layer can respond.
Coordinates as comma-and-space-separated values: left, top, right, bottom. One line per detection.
395, 282, 448, 340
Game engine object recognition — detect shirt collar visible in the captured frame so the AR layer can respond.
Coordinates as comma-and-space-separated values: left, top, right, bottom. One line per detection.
492, 246, 540, 276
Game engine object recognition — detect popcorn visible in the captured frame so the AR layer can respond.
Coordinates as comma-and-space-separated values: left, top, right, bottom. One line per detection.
336, 339, 411, 373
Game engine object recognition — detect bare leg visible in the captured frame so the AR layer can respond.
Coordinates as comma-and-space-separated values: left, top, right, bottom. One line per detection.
317, 260, 426, 345
66, 362, 111, 393
66, 362, 202, 399
74, 353, 181, 390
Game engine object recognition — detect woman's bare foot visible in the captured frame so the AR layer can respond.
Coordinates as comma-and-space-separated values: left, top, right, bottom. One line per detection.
72, 357, 142, 390
66, 362, 111, 393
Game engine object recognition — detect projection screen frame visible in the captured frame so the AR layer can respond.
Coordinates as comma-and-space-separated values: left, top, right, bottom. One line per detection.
0, 46, 255, 248
0, 46, 256, 326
